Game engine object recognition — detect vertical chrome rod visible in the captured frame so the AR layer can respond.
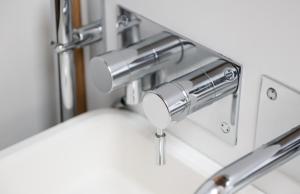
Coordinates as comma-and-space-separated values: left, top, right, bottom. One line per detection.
119, 9, 143, 105
155, 128, 166, 166
52, 0, 77, 121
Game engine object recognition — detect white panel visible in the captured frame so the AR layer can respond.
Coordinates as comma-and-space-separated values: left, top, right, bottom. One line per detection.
256, 76, 300, 182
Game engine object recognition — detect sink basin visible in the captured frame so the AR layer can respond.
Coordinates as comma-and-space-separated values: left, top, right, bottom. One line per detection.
0, 109, 262, 194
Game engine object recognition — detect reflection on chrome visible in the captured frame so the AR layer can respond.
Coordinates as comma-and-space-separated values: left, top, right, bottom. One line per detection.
195, 125, 300, 194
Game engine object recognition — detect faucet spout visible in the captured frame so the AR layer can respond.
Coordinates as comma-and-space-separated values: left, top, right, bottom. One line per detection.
155, 128, 166, 166
195, 125, 300, 194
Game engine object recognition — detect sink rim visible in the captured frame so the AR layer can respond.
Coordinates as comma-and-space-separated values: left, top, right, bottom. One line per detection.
0, 108, 132, 159
0, 108, 266, 194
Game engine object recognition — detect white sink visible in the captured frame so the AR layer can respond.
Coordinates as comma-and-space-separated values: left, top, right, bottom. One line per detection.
0, 109, 262, 194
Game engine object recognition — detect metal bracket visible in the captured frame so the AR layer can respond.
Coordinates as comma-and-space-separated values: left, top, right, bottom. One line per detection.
51, 16, 141, 54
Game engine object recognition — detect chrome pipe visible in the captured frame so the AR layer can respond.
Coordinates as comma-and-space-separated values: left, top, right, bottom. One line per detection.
51, 0, 77, 121
51, 0, 103, 121
119, 10, 143, 105
55, 20, 103, 53
125, 79, 143, 105
195, 125, 300, 194
155, 128, 166, 166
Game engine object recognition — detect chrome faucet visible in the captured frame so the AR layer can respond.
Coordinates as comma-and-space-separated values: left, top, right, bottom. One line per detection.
89, 11, 242, 165
89, 29, 196, 165
88, 9, 242, 166
195, 125, 300, 194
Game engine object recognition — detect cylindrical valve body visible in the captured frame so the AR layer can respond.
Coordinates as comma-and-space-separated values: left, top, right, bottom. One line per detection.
89, 32, 193, 93
143, 60, 240, 129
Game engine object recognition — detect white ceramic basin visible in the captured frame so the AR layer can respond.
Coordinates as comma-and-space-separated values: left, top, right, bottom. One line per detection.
0, 109, 262, 194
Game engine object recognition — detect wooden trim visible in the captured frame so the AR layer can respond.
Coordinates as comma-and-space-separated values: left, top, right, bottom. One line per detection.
72, 0, 87, 114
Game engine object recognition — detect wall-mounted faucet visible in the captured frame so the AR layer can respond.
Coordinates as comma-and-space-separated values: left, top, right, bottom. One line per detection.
195, 125, 300, 194
88, 8, 242, 165
88, 9, 242, 165
90, 31, 241, 165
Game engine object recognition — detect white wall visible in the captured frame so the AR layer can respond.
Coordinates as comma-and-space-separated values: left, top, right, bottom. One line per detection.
0, 1, 58, 149
0, 0, 111, 150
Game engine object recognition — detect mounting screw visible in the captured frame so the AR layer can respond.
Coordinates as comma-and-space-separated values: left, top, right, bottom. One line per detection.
224, 68, 237, 81
267, 87, 277, 100
221, 121, 231, 134
117, 15, 129, 28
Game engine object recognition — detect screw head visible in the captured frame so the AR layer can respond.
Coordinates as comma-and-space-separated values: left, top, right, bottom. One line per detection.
117, 15, 129, 27
224, 69, 237, 81
221, 121, 231, 134
267, 87, 277, 100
